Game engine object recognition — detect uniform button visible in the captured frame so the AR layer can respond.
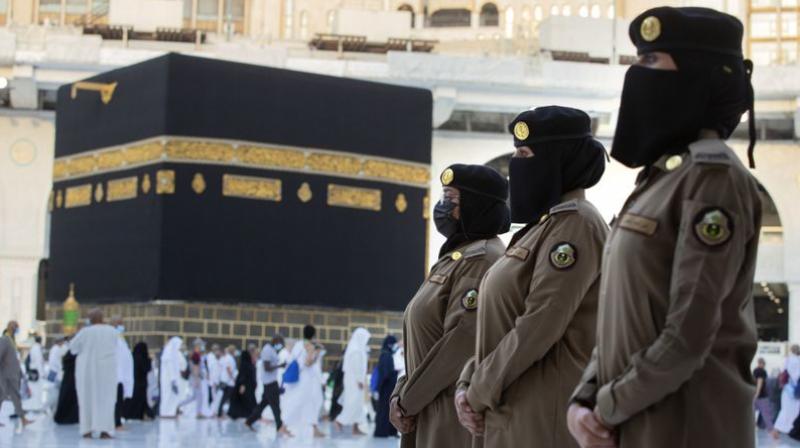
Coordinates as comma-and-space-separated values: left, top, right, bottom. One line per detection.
666, 155, 683, 171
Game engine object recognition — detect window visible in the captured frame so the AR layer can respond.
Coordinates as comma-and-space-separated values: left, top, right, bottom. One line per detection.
183, 0, 193, 20
562, 5, 572, 16
750, 0, 777, 6
429, 9, 471, 27
607, 5, 615, 19
480, 3, 499, 26
781, 41, 798, 64
551, 5, 560, 16
590, 4, 600, 18
299, 10, 308, 39
534, 5, 543, 21
65, 0, 86, 14
579, 5, 589, 17
505, 7, 514, 38
398, 4, 415, 28
781, 13, 797, 36
750, 42, 780, 65
751, 13, 778, 38
39, 0, 60, 13
197, 0, 217, 19
522, 6, 531, 21
781, 0, 797, 6
229, 0, 244, 19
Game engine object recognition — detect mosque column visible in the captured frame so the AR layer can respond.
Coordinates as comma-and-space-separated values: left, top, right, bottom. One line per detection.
789, 283, 800, 343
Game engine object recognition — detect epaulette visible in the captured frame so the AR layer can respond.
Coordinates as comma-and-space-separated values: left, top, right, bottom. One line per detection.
462, 240, 488, 260
549, 200, 579, 216
688, 140, 733, 167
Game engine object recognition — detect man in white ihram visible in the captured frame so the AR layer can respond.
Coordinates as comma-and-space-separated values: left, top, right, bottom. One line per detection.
69, 309, 118, 439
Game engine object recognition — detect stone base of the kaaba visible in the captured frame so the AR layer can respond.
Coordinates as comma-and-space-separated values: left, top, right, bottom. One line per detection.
45, 301, 403, 369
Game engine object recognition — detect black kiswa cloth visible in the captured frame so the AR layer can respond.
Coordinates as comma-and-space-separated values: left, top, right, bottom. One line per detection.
623, 7, 756, 168
438, 164, 510, 258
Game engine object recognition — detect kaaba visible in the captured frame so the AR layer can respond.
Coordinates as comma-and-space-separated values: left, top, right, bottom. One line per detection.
48, 53, 432, 312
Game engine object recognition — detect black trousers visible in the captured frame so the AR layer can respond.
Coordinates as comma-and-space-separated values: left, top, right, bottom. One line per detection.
217, 385, 234, 417
114, 383, 123, 427
245, 381, 282, 429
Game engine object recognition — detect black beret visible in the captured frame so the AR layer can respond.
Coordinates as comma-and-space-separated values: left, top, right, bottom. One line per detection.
630, 7, 743, 57
508, 106, 591, 147
439, 164, 508, 202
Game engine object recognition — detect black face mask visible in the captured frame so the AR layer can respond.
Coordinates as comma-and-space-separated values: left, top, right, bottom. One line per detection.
508, 154, 561, 224
611, 65, 709, 168
433, 198, 459, 238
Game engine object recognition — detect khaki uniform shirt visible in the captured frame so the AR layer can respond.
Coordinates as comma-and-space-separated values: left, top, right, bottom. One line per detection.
571, 139, 762, 447
393, 237, 504, 448
459, 190, 608, 447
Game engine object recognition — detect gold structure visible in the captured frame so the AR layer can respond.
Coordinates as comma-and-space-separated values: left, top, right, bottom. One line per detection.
70, 81, 118, 105
62, 283, 80, 336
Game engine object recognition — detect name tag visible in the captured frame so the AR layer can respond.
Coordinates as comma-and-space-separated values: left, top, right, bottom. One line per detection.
428, 274, 447, 284
505, 247, 530, 261
619, 213, 658, 236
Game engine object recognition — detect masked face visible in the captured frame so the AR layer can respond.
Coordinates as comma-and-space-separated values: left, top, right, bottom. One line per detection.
508, 149, 562, 224
273, 343, 284, 351
116, 325, 125, 334
433, 195, 460, 238
391, 343, 399, 353
611, 64, 709, 168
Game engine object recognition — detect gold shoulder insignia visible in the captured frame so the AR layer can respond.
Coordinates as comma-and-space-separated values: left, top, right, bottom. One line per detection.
550, 242, 577, 270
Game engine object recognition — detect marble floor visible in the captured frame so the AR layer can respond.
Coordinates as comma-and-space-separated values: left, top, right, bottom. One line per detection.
1, 417, 797, 448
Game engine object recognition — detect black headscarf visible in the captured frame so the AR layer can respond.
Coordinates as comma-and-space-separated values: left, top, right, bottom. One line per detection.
436, 164, 511, 257
611, 7, 755, 169
132, 342, 151, 380
381, 335, 397, 353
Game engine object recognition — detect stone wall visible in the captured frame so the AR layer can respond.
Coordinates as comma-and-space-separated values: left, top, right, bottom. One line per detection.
45, 301, 404, 370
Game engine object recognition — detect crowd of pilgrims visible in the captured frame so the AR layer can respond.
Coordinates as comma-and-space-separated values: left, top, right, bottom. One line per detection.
0, 318, 405, 440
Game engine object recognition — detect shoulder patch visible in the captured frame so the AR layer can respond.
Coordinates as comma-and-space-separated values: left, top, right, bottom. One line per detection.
549, 200, 579, 216
461, 289, 479, 311
505, 247, 530, 261
688, 141, 733, 167
693, 208, 733, 247
549, 242, 577, 270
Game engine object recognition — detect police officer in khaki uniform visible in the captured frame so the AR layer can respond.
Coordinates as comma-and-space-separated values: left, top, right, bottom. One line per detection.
390, 164, 511, 448
455, 106, 608, 447
567, 8, 762, 448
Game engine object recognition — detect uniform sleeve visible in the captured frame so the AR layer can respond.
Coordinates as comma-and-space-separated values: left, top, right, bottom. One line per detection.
397, 260, 484, 416
466, 217, 603, 413
569, 348, 599, 407
457, 356, 477, 390
595, 170, 756, 426
391, 373, 407, 400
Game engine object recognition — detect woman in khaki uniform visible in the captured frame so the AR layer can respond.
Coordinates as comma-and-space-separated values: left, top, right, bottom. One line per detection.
390, 164, 510, 448
568, 8, 762, 448
455, 106, 608, 448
